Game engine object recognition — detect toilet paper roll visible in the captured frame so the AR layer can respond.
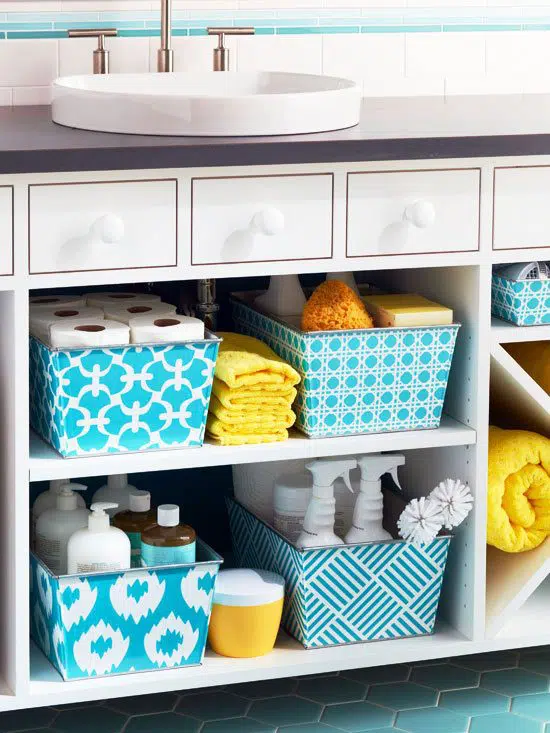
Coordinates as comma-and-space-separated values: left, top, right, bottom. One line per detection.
85, 292, 161, 308
129, 315, 205, 344
50, 319, 130, 349
104, 302, 177, 325
30, 295, 87, 312
30, 306, 105, 344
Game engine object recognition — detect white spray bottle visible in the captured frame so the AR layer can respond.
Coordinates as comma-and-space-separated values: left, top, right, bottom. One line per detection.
296, 458, 356, 548
345, 453, 405, 544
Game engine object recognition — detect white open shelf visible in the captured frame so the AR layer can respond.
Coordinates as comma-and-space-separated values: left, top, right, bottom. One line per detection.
29, 416, 476, 482
491, 316, 550, 344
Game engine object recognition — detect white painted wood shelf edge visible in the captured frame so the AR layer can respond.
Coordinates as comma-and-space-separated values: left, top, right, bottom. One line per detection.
29, 417, 476, 482
491, 316, 550, 344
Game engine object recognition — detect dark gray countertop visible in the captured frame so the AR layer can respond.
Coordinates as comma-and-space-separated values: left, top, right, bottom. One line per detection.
4, 95, 550, 174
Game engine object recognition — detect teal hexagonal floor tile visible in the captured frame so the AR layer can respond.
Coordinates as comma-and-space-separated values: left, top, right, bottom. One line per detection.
201, 718, 275, 732
248, 696, 322, 727
396, 706, 469, 733
470, 712, 542, 733
124, 713, 201, 733
440, 687, 510, 715
297, 675, 366, 704
481, 669, 549, 697
279, 725, 346, 733
520, 651, 550, 677
410, 663, 480, 690
513, 693, 550, 722
321, 701, 394, 731
0, 708, 57, 732
455, 652, 519, 672
107, 692, 178, 715
367, 682, 438, 710
230, 679, 297, 699
54, 707, 126, 733
176, 692, 248, 721
341, 665, 409, 685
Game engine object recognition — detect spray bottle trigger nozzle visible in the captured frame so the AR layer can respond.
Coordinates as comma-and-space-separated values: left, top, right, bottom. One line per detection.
342, 470, 354, 493
389, 467, 402, 491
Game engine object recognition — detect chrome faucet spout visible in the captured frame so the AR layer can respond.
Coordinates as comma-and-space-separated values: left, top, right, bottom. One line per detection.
157, 0, 174, 72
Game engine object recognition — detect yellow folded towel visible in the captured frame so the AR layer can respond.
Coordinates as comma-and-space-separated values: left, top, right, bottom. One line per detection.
206, 414, 288, 446
488, 426, 550, 552
212, 379, 297, 410
506, 342, 550, 394
208, 395, 296, 427
215, 332, 300, 391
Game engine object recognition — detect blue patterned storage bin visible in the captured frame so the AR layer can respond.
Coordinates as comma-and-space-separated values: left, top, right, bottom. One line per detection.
30, 540, 222, 680
228, 499, 450, 649
492, 273, 550, 326
29, 333, 220, 457
231, 296, 460, 438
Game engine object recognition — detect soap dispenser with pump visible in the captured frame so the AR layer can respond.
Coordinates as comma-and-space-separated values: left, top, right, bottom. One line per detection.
67, 502, 131, 574
35, 482, 89, 575
32, 478, 86, 541
296, 458, 356, 548
91, 474, 138, 517
345, 453, 405, 544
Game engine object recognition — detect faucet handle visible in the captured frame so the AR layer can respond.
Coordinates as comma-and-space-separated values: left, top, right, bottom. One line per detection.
68, 28, 117, 75
207, 27, 255, 71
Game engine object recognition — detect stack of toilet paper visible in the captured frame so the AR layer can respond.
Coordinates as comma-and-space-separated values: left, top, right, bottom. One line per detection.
29, 291, 205, 348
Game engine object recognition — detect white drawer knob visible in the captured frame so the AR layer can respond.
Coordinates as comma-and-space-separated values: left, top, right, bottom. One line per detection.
403, 200, 436, 229
250, 207, 285, 236
90, 214, 125, 244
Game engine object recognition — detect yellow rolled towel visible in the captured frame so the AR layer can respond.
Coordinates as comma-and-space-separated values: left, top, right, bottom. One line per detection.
212, 379, 297, 410
488, 426, 550, 552
506, 341, 550, 394
215, 332, 300, 390
208, 395, 296, 427
206, 414, 288, 446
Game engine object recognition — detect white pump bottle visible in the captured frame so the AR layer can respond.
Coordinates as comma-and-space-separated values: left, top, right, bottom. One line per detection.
32, 478, 86, 541
67, 502, 131, 574
254, 275, 306, 318
35, 482, 89, 575
91, 474, 137, 517
345, 453, 405, 544
296, 458, 356, 548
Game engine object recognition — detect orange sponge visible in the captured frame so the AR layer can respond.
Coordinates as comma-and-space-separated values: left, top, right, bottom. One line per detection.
301, 280, 374, 332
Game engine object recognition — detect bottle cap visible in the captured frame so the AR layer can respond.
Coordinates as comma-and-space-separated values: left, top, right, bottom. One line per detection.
89, 502, 117, 530
214, 569, 284, 607
107, 474, 128, 490
56, 482, 87, 511
158, 504, 179, 527
129, 490, 151, 513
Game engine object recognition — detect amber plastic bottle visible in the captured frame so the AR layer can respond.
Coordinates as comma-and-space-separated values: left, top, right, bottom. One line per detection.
112, 490, 156, 568
140, 504, 196, 567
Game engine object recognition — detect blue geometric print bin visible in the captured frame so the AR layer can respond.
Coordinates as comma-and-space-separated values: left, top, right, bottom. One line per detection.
228, 500, 451, 649
29, 333, 220, 457
491, 273, 550, 326
231, 295, 460, 438
30, 541, 222, 680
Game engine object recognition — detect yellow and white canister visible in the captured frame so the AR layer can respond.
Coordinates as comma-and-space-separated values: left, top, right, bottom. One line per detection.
208, 568, 284, 658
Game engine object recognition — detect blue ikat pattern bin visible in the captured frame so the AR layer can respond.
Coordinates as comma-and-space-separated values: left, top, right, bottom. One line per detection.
29, 334, 220, 457
30, 541, 222, 680
491, 273, 550, 326
228, 499, 451, 649
231, 295, 460, 438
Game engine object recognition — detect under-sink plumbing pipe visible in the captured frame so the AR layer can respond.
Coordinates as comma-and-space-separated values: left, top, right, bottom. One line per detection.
195, 279, 220, 332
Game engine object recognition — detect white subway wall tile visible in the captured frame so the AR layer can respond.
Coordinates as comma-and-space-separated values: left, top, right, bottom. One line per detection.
406, 32, 486, 78
0, 89, 12, 106
322, 33, 405, 88
12, 86, 52, 105
236, 34, 322, 74
444, 72, 525, 95
0, 40, 58, 88
486, 30, 550, 78
364, 75, 445, 97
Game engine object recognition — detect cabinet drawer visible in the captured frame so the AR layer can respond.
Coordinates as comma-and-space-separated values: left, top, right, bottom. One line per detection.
29, 179, 177, 275
347, 168, 480, 257
191, 173, 333, 265
0, 186, 13, 276
494, 166, 550, 251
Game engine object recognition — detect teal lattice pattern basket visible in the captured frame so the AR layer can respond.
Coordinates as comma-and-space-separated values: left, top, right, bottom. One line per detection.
231, 295, 460, 438
491, 273, 550, 326
228, 499, 450, 649
30, 541, 222, 680
29, 334, 220, 457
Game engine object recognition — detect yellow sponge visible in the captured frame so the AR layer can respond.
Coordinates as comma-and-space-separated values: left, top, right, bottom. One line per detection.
301, 280, 373, 332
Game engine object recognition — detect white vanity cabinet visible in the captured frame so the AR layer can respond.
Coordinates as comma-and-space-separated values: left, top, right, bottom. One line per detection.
0, 152, 547, 713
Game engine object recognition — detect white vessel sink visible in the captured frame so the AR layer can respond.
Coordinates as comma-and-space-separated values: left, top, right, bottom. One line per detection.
51, 71, 361, 137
